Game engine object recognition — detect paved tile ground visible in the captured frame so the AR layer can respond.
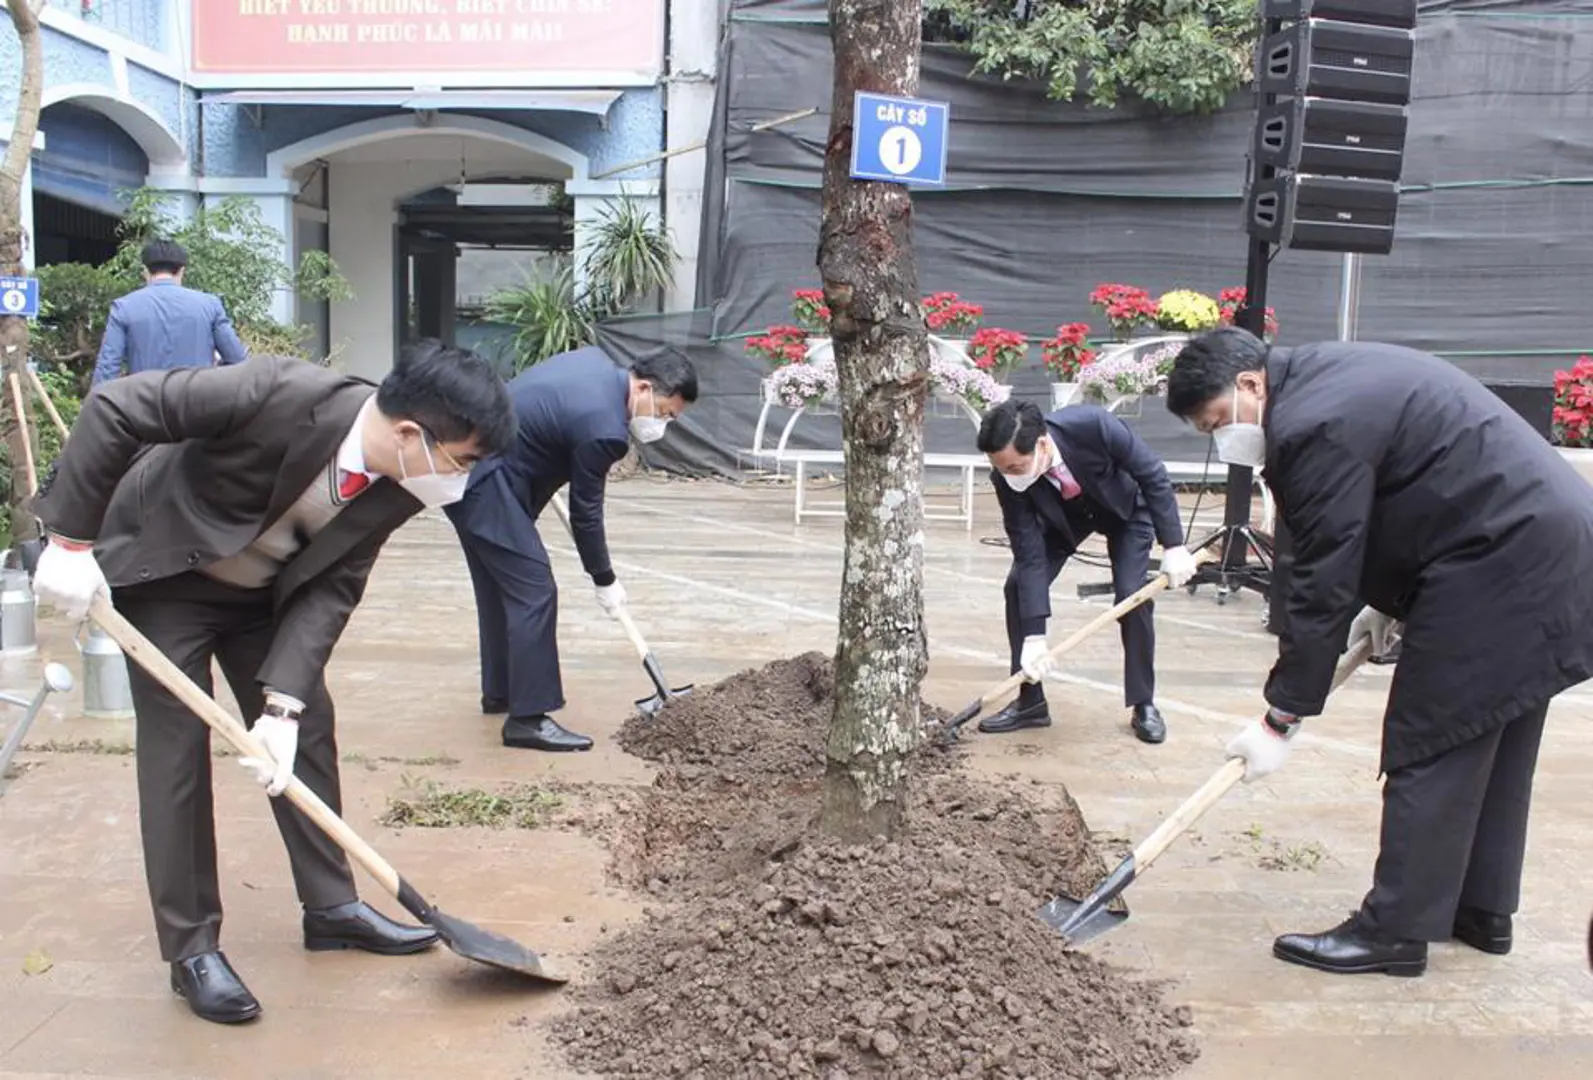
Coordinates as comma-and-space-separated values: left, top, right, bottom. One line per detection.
1, 477, 1589, 1079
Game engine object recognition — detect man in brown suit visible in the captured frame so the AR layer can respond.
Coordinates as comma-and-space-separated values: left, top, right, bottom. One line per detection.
29, 340, 514, 1024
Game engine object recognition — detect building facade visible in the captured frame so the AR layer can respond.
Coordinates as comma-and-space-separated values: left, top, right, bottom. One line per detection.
0, 0, 717, 380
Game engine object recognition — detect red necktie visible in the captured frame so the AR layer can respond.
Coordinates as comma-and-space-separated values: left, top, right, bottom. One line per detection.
338, 470, 370, 500
1047, 464, 1082, 500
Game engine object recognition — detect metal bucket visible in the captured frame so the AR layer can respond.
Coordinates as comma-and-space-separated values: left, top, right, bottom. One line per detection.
0, 569, 38, 657
79, 623, 136, 720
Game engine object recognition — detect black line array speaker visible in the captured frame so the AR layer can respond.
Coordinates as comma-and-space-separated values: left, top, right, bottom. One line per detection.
1261, 0, 1418, 30
1253, 96, 1409, 182
1247, 174, 1399, 255
1244, 2, 1417, 254
1259, 19, 1415, 105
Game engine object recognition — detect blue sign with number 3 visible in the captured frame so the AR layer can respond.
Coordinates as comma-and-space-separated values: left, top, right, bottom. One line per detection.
850, 91, 950, 187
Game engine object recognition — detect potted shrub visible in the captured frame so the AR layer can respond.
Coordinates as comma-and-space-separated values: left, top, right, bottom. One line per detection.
1217, 286, 1280, 341
1089, 283, 1159, 341
923, 291, 984, 341
1553, 356, 1593, 485
745, 325, 810, 369
791, 288, 831, 335
1041, 322, 1096, 409
966, 327, 1029, 384
1078, 345, 1164, 418
1154, 289, 1222, 334
764, 358, 840, 410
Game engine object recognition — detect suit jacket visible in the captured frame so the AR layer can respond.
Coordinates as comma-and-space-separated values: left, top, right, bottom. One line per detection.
447, 347, 630, 580
996, 405, 1184, 637
92, 280, 248, 386
1261, 341, 1593, 771
33, 356, 422, 702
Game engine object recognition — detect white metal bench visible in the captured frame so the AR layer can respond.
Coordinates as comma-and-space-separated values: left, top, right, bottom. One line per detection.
779, 449, 988, 530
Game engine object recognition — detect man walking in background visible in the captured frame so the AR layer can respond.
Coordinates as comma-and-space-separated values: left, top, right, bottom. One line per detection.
447, 345, 698, 753
975, 399, 1196, 744
92, 239, 248, 386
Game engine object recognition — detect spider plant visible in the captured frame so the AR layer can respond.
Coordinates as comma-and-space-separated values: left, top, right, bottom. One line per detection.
581, 198, 677, 314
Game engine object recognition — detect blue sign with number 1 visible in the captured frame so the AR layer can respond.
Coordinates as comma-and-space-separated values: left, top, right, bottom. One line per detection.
850, 91, 950, 187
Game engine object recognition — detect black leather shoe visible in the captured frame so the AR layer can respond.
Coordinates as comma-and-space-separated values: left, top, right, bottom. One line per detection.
170, 950, 261, 1024
482, 696, 509, 715
1131, 703, 1167, 744
503, 714, 594, 752
1453, 905, 1512, 955
303, 900, 439, 955
977, 700, 1051, 734
1273, 914, 1427, 976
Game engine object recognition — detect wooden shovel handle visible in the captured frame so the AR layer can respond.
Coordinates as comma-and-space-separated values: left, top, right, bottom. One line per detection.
1130, 636, 1375, 870
547, 492, 652, 659
8, 373, 38, 497
88, 593, 404, 898
974, 549, 1215, 710
24, 367, 70, 441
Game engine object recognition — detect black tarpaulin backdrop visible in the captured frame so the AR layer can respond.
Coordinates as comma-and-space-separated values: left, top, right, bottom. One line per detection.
610, 1, 1593, 477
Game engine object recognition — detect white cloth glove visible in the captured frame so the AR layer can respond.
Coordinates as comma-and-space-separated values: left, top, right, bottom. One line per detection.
1225, 710, 1300, 783
33, 538, 109, 621
239, 714, 300, 797
1019, 635, 1056, 683
594, 580, 628, 617
1347, 605, 1402, 657
1161, 545, 1198, 588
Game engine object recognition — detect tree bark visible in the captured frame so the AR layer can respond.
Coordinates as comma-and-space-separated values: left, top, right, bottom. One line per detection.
1, 1, 47, 548
818, 0, 928, 842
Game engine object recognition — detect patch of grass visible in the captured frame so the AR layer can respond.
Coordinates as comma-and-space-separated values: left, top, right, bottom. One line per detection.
21, 739, 135, 756
1259, 840, 1328, 873
379, 777, 563, 830
343, 751, 462, 771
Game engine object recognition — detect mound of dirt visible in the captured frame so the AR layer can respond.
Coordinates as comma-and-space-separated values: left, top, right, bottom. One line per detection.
556, 654, 1198, 1079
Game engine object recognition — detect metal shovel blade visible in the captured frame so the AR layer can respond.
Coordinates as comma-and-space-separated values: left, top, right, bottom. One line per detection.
1037, 894, 1129, 945
422, 905, 567, 984
635, 653, 693, 718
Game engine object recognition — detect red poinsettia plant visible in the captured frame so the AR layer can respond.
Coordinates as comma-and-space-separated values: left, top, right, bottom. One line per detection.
791, 288, 831, 334
744, 325, 809, 368
1552, 355, 1593, 448
1217, 286, 1280, 340
923, 291, 984, 336
967, 327, 1029, 382
1089, 283, 1159, 340
1041, 322, 1097, 381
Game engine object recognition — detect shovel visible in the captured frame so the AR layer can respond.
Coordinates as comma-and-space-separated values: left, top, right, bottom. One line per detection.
1038, 637, 1375, 944
87, 593, 567, 984
547, 493, 693, 717
939, 552, 1213, 743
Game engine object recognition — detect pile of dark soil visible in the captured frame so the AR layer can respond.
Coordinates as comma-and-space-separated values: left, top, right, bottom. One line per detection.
556, 653, 1198, 1079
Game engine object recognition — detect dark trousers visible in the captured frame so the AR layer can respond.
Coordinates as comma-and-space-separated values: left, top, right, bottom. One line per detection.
113, 578, 356, 963
454, 522, 565, 717
1358, 700, 1550, 941
1004, 515, 1156, 708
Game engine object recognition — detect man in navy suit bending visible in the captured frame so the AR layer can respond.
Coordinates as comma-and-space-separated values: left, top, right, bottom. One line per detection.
976, 400, 1196, 743
446, 345, 698, 752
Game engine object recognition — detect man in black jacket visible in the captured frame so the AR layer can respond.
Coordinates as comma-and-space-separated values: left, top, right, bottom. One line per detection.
446, 345, 697, 752
1167, 327, 1593, 977
976, 400, 1196, 743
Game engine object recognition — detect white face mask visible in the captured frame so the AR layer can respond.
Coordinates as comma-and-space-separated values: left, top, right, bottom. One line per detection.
1001, 439, 1048, 493
629, 390, 671, 444
398, 435, 469, 508
1213, 384, 1267, 469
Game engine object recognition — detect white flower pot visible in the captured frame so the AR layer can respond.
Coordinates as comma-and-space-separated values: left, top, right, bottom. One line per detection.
1051, 381, 1081, 409
1106, 393, 1143, 418
1559, 447, 1593, 488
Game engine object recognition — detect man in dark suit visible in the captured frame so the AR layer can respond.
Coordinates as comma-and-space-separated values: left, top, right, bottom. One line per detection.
446, 345, 698, 753
1167, 327, 1593, 977
92, 239, 249, 386
975, 400, 1196, 743
28, 341, 515, 1024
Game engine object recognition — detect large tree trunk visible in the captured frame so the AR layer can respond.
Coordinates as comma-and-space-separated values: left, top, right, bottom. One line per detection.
818, 0, 928, 842
1, 1, 47, 549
